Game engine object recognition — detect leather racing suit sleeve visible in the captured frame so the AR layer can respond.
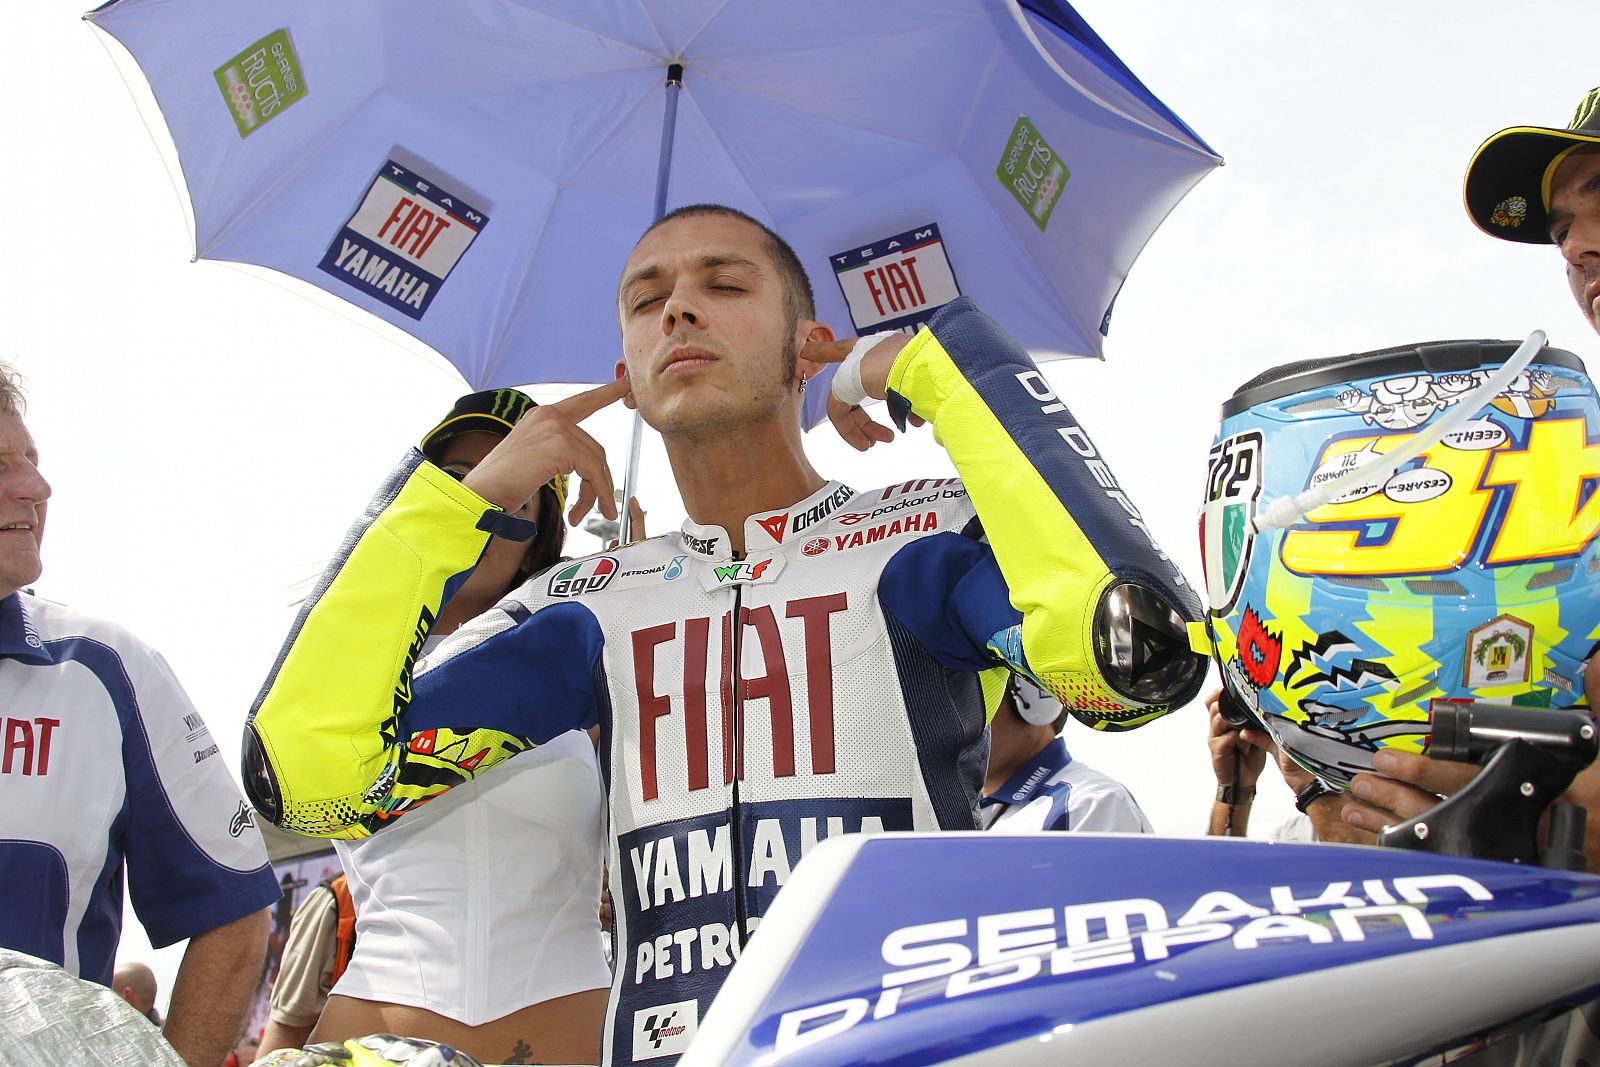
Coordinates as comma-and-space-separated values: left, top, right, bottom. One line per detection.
880, 297, 1206, 729
242, 451, 594, 838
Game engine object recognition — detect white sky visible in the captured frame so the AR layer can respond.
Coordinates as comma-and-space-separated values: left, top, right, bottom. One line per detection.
4, 0, 1596, 1014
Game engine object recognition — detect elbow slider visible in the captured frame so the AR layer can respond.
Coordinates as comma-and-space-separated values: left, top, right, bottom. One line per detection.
240, 724, 281, 827
1093, 582, 1208, 707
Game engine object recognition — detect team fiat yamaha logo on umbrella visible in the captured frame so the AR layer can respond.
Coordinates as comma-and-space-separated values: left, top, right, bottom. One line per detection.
831, 224, 961, 335
318, 159, 488, 320
548, 556, 619, 598
1201, 430, 1263, 614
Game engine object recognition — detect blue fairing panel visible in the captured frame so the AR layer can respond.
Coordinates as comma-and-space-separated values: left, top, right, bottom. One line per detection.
715, 835, 1600, 1067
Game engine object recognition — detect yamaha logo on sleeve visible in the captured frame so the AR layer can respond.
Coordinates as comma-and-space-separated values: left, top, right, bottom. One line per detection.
632, 999, 698, 1060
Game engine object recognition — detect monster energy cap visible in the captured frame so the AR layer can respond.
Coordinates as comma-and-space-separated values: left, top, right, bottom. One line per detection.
422, 387, 535, 459
1465, 85, 1600, 244
421, 388, 568, 510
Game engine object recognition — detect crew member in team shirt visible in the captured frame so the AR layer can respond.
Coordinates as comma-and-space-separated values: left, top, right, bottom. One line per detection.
982, 675, 1153, 833
0, 362, 278, 1067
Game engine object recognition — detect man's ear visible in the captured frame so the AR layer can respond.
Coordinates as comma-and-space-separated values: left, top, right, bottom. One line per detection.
615, 361, 636, 411
797, 321, 836, 381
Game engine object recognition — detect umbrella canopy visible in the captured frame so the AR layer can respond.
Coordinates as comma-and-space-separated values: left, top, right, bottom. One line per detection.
88, 0, 1218, 429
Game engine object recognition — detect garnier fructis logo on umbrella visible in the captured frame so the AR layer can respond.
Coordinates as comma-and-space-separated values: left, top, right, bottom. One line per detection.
996, 117, 1069, 232
214, 29, 308, 138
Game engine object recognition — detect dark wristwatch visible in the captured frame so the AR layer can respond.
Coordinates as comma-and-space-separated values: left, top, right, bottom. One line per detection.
1295, 778, 1335, 814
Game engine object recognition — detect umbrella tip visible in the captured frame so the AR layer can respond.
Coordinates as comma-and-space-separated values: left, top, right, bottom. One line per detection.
666, 62, 684, 86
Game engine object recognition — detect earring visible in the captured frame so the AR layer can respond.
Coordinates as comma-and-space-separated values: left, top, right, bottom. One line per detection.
799, 374, 808, 394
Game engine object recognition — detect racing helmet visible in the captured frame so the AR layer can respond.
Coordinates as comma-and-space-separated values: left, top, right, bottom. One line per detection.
1199, 336, 1600, 786
250, 1035, 485, 1067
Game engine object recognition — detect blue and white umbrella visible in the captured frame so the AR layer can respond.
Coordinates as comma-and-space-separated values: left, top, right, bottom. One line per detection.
88, 0, 1219, 508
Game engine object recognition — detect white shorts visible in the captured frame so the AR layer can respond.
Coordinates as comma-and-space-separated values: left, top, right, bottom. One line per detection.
332, 729, 610, 1026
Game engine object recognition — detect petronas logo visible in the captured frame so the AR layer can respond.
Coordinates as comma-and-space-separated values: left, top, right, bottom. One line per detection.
1572, 88, 1600, 132
1201, 430, 1263, 614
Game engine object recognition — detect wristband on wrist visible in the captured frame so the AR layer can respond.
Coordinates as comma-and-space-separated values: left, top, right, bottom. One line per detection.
830, 331, 898, 407
1294, 778, 1335, 814
1216, 784, 1255, 806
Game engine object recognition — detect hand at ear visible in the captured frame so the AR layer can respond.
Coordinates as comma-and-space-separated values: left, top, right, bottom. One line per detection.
803, 331, 921, 451
613, 362, 637, 411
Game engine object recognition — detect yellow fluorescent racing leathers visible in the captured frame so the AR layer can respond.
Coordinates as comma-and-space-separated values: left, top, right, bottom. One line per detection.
242, 297, 1203, 1066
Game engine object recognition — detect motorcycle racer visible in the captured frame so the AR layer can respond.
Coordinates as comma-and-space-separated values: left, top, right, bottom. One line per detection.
243, 205, 1205, 1065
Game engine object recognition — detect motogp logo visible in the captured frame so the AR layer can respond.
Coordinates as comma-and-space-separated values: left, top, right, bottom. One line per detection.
631, 999, 698, 1060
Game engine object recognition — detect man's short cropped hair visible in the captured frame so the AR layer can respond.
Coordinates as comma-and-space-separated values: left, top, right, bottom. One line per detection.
639, 204, 816, 328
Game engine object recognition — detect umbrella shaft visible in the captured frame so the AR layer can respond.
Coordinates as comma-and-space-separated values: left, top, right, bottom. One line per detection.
623, 63, 683, 544
621, 408, 646, 543
653, 64, 684, 222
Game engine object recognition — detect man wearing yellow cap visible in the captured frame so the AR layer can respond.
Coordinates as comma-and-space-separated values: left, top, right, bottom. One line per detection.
1465, 86, 1600, 336
1327, 88, 1600, 862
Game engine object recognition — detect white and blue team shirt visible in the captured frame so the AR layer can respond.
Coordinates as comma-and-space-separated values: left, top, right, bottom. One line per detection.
0, 593, 280, 984
980, 737, 1153, 833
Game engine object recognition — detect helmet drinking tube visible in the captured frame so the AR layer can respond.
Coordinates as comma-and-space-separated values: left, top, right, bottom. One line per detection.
1252, 330, 1546, 533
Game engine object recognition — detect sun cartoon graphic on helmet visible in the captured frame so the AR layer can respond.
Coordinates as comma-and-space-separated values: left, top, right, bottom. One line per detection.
1490, 369, 1556, 419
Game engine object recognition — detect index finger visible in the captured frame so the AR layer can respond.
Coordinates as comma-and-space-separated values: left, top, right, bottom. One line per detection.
798, 338, 859, 365
553, 376, 631, 422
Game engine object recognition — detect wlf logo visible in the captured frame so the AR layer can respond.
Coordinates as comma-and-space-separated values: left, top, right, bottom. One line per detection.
548, 556, 619, 598
699, 554, 786, 590
715, 559, 771, 584
632, 999, 698, 1060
